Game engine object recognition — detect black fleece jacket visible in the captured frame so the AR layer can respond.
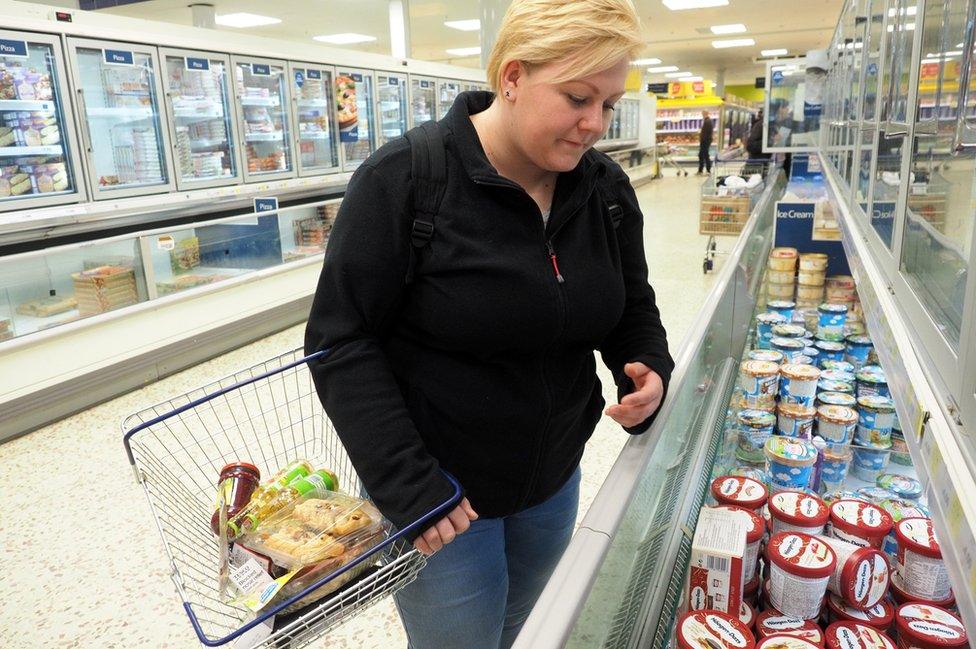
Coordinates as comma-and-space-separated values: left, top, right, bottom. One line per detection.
304, 92, 673, 540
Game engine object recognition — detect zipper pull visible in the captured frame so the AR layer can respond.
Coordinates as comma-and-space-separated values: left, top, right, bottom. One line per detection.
546, 241, 565, 284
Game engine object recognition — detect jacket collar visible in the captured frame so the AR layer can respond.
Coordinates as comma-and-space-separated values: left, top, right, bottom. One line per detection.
443, 91, 609, 191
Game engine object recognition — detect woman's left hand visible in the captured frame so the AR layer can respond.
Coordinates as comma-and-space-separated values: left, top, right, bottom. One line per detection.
605, 362, 664, 428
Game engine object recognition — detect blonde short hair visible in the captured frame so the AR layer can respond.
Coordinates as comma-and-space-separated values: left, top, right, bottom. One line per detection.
486, 0, 643, 92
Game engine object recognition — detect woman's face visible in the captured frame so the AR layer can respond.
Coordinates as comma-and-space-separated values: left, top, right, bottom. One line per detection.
507, 58, 628, 172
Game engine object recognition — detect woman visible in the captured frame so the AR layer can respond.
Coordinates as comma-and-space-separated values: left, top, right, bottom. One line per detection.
304, 0, 673, 646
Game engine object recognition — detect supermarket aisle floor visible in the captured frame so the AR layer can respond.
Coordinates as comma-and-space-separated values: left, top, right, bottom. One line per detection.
0, 174, 720, 649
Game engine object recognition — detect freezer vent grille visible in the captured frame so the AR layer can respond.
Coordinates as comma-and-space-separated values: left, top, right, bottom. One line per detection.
603, 522, 672, 649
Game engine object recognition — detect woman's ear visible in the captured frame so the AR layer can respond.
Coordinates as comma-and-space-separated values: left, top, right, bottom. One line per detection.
500, 60, 525, 101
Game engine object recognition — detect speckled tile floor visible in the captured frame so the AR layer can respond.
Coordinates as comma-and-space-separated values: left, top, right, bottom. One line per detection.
0, 174, 721, 649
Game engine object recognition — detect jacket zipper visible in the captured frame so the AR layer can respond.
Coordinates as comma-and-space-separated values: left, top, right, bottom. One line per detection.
546, 240, 565, 283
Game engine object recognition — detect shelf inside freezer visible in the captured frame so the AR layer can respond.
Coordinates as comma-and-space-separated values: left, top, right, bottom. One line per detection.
0, 145, 63, 156
173, 109, 224, 121
245, 131, 285, 142
86, 106, 154, 119
240, 97, 280, 108
0, 99, 57, 112
297, 99, 329, 108
186, 138, 227, 149
298, 132, 330, 140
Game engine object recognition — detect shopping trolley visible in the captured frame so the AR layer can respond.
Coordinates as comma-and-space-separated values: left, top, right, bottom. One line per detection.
656, 141, 689, 177
700, 158, 771, 273
123, 348, 462, 648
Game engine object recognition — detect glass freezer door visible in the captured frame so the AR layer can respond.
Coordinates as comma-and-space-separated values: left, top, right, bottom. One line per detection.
436, 79, 461, 119
376, 72, 407, 147
232, 57, 295, 182
161, 49, 241, 190
409, 76, 436, 127
336, 69, 375, 172
288, 63, 339, 176
0, 29, 85, 212
68, 38, 174, 199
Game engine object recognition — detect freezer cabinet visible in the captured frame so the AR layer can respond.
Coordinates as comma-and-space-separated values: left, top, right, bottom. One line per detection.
0, 29, 86, 211
231, 55, 296, 183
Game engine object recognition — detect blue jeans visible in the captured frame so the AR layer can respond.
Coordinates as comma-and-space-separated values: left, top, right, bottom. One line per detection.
394, 466, 581, 649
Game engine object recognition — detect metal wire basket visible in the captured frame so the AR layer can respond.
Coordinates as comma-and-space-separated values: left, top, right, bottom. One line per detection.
123, 348, 461, 648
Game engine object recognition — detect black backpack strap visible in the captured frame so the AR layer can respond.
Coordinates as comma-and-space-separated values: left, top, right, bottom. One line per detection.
596, 178, 627, 246
403, 121, 448, 284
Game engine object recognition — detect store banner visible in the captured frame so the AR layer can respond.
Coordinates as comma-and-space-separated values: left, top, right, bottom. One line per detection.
775, 201, 851, 275
336, 73, 360, 143
870, 201, 896, 248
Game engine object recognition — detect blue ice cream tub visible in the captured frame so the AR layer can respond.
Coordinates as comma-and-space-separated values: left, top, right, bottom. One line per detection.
780, 363, 821, 408
876, 473, 922, 500
844, 335, 874, 370
821, 369, 856, 385
772, 336, 807, 363
817, 391, 857, 408
765, 435, 819, 491
855, 395, 896, 446
815, 339, 846, 366
737, 409, 778, 464
817, 303, 849, 341
856, 487, 896, 504
820, 445, 853, 493
772, 323, 808, 339
803, 346, 821, 363
748, 349, 785, 364
767, 300, 796, 321
851, 440, 892, 482
856, 365, 890, 399
821, 360, 856, 374
756, 312, 788, 349
818, 378, 854, 395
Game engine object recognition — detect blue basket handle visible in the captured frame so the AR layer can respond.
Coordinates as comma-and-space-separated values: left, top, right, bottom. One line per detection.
188, 469, 464, 647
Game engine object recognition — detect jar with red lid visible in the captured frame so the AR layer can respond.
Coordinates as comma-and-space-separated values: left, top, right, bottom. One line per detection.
675, 610, 757, 649
826, 594, 894, 632
210, 462, 261, 536
828, 500, 893, 548
714, 505, 766, 581
745, 574, 761, 606
755, 609, 825, 645
894, 604, 967, 649
815, 535, 889, 610
894, 518, 950, 602
766, 532, 836, 620
888, 572, 954, 608
757, 635, 822, 649
770, 491, 829, 536
741, 601, 757, 631
713, 475, 769, 510
824, 622, 895, 649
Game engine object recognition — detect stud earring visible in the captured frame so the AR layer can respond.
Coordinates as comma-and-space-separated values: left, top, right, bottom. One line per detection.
505, 91, 511, 98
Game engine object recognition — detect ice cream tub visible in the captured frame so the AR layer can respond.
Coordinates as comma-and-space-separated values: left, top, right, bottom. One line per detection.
800, 253, 829, 272
767, 436, 819, 490
820, 446, 854, 492
818, 392, 857, 408
826, 594, 895, 632
816, 535, 889, 610
758, 313, 790, 349
818, 405, 858, 446
845, 336, 874, 370
793, 355, 815, 366
798, 272, 826, 289
750, 349, 786, 364
815, 340, 847, 365
855, 396, 896, 447
821, 370, 856, 385
770, 270, 798, 284
744, 573, 760, 606
819, 379, 855, 395
855, 367, 889, 400
818, 304, 849, 341
895, 518, 950, 602
778, 403, 817, 439
740, 360, 781, 410
774, 324, 810, 339
769, 491, 829, 536
889, 433, 911, 466
713, 505, 765, 582
824, 622, 895, 649
738, 409, 779, 463
781, 364, 821, 408
879, 499, 930, 564
675, 610, 757, 649
856, 488, 895, 505
769, 300, 797, 320
770, 247, 800, 271
828, 500, 892, 549
740, 600, 756, 631
757, 636, 821, 649
766, 532, 836, 620
823, 490, 862, 506
821, 360, 856, 374
770, 282, 798, 299
888, 571, 954, 608
712, 475, 769, 510
755, 610, 825, 644
773, 337, 809, 363
876, 474, 921, 500
894, 604, 967, 649
803, 347, 821, 363
826, 275, 856, 291
852, 442, 892, 483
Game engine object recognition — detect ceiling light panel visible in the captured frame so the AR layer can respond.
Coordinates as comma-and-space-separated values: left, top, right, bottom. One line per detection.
632, 58, 662, 65
665, 71, 692, 78
712, 38, 756, 49
710, 24, 747, 34
662, 0, 729, 10
215, 13, 281, 28
446, 47, 481, 56
313, 33, 377, 44
647, 66, 680, 73
762, 49, 788, 56
444, 19, 480, 31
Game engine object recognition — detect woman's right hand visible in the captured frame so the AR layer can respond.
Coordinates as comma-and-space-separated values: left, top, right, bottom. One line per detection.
413, 497, 479, 555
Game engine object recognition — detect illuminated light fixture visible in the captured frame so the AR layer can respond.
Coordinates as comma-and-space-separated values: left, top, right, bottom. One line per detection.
662, 0, 729, 10
772, 64, 798, 71
684, 76, 704, 81
921, 58, 942, 63
711, 24, 747, 34
632, 58, 662, 65
665, 71, 692, 78
762, 48, 788, 56
215, 13, 281, 28
712, 38, 756, 49
887, 22, 915, 31
446, 47, 481, 56
444, 19, 481, 31
648, 65, 680, 73
887, 5, 917, 15
314, 33, 377, 44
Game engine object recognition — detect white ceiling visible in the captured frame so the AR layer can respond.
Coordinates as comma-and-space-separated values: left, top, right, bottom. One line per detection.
93, 0, 844, 85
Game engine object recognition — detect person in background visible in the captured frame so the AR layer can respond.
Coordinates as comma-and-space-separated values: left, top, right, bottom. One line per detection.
303, 0, 674, 647
697, 109, 713, 175
747, 108, 769, 159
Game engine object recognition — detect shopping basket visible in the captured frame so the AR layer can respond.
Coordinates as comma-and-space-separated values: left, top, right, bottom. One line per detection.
699, 158, 772, 272
123, 348, 462, 648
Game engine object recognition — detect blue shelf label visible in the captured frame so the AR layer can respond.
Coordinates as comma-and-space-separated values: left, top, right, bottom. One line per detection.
307, 69, 321, 80
251, 63, 271, 76
185, 57, 210, 71
294, 70, 305, 88
254, 197, 278, 213
104, 49, 134, 66
0, 40, 28, 58
771, 71, 784, 85
867, 62, 878, 75
420, 80, 430, 89
388, 77, 400, 86
350, 73, 362, 82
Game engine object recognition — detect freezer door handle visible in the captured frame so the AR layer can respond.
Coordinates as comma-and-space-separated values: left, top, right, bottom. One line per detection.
951, 0, 976, 153
75, 88, 93, 153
